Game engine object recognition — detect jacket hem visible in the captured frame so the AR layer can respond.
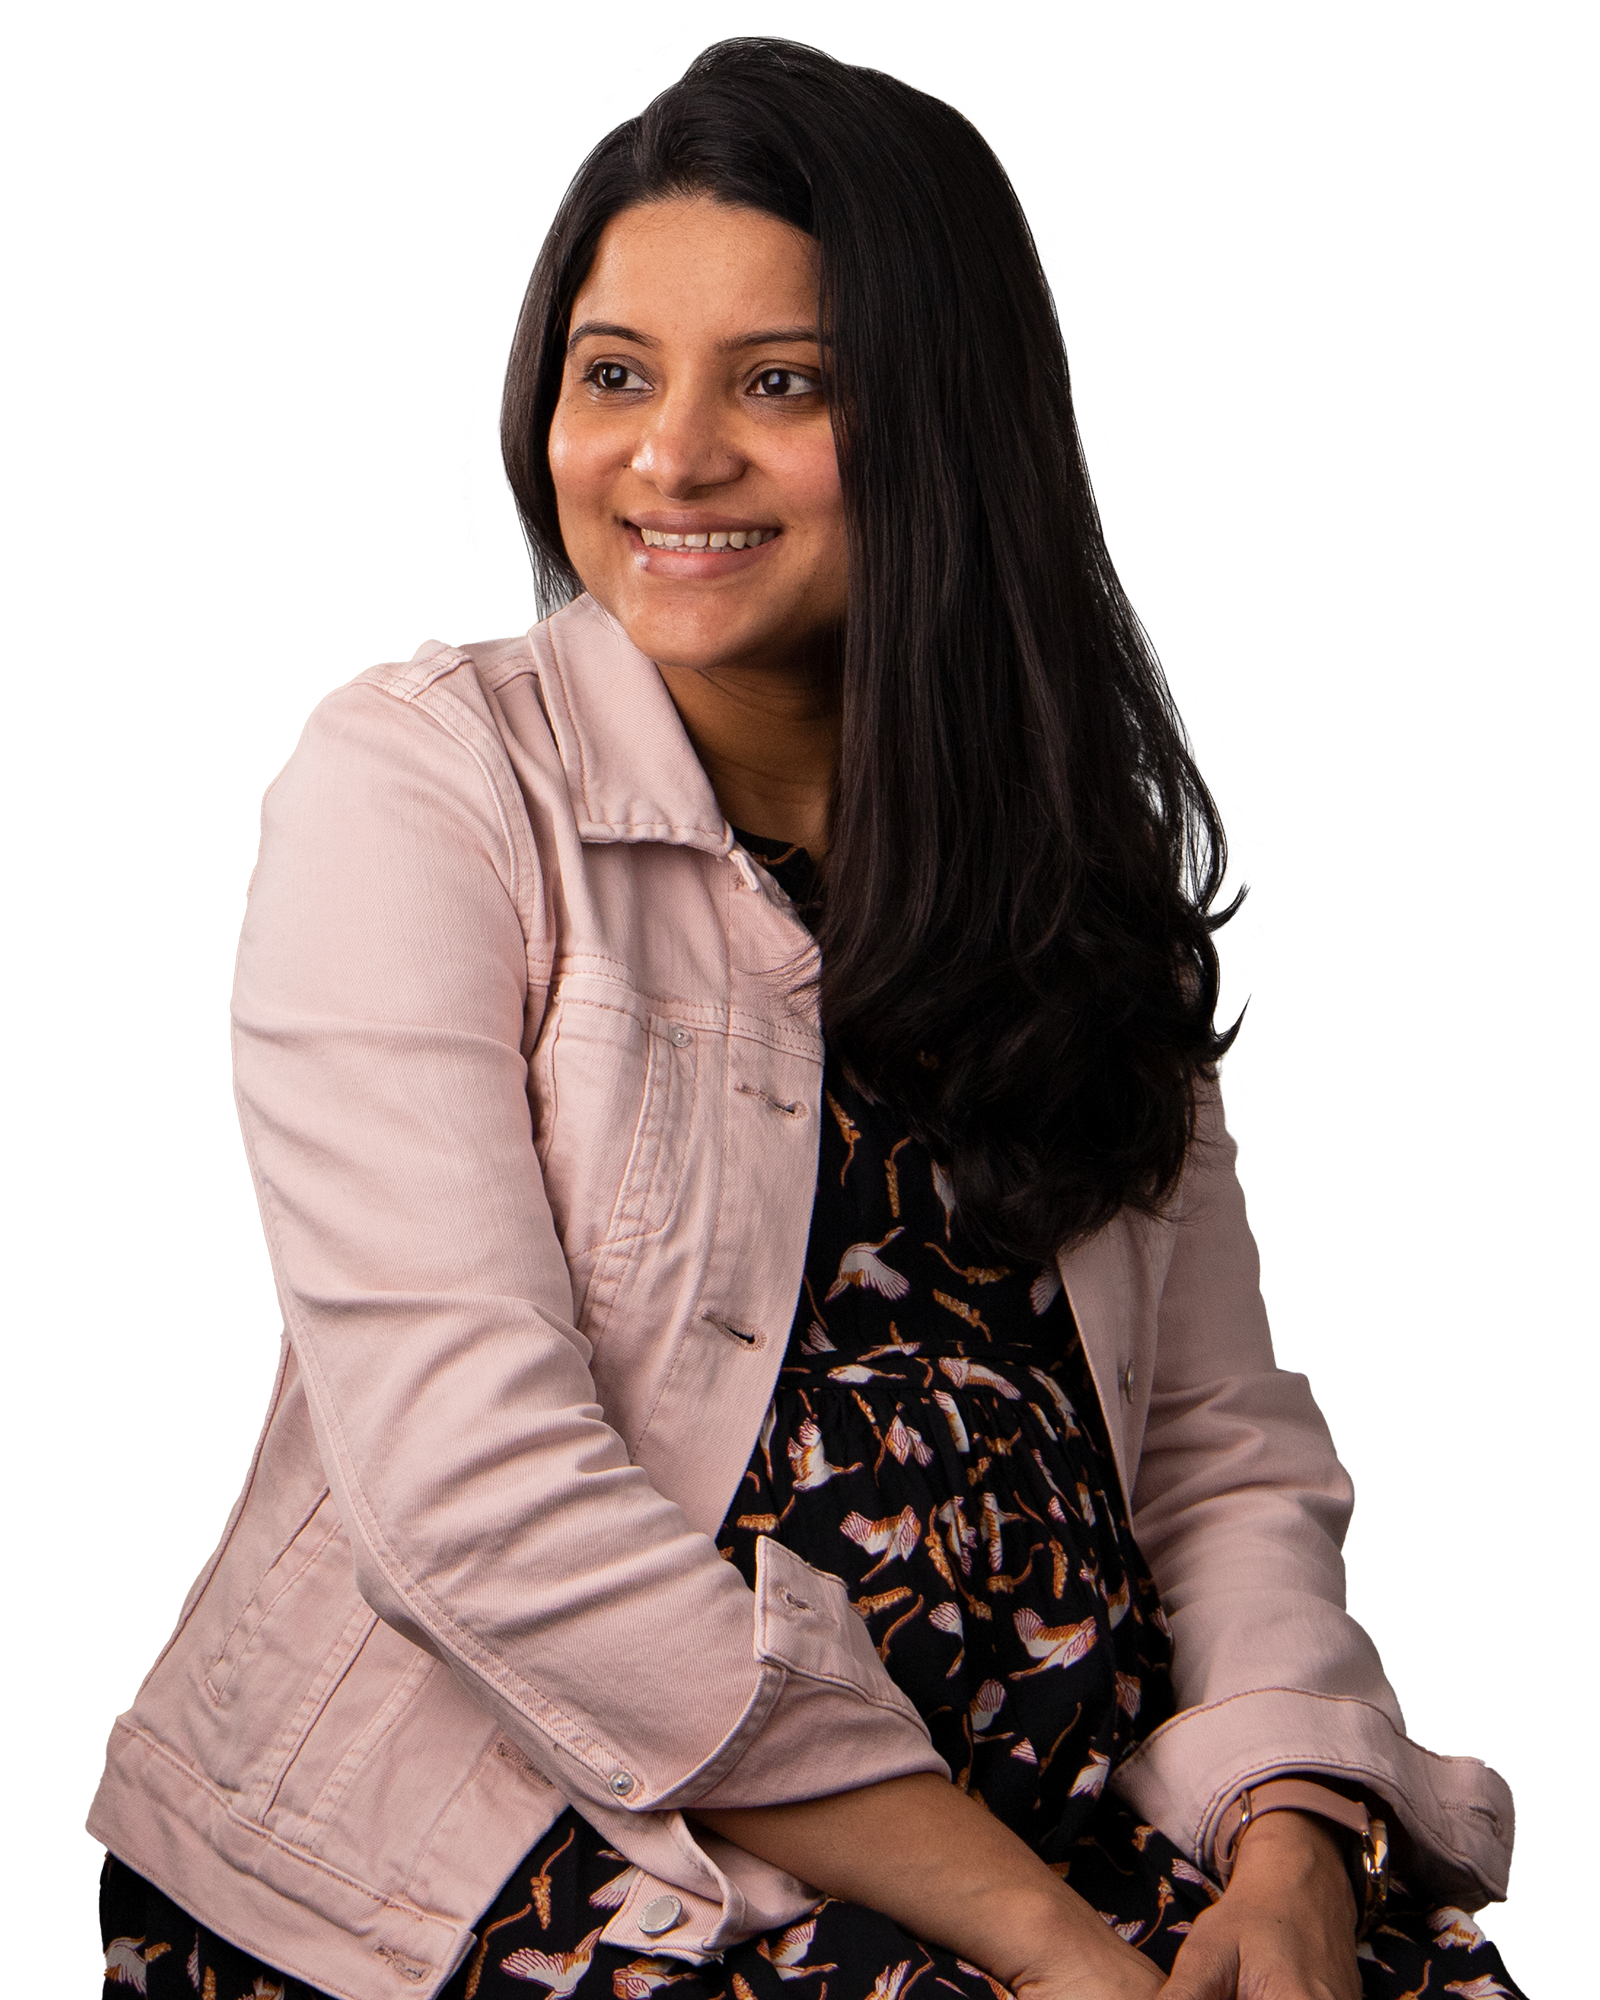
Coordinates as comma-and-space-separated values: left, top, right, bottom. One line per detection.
88, 1719, 477, 2000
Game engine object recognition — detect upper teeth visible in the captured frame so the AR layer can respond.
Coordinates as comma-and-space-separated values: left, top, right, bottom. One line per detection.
639, 527, 775, 549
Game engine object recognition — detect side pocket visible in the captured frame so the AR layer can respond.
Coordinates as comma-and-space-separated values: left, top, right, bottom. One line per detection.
204, 1487, 340, 1706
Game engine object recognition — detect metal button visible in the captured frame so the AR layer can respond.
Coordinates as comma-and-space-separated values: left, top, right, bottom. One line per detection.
608, 1770, 636, 1797
1121, 1360, 1136, 1400
637, 1893, 685, 1937
668, 1024, 693, 1048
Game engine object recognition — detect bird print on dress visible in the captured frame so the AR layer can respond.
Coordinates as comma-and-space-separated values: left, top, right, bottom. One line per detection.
840, 1505, 924, 1578
499, 1929, 603, 1992
864, 1959, 936, 2000
1430, 1910, 1489, 1953
932, 1498, 978, 1574
1068, 1749, 1113, 1799
936, 1356, 1021, 1399
786, 1417, 862, 1494
612, 1961, 695, 2000
103, 1938, 171, 1991
756, 1919, 838, 1982
930, 1390, 969, 1452
827, 1229, 912, 1302
930, 1161, 957, 1239
1013, 1608, 1099, 1676
879, 1410, 935, 1469
587, 1864, 639, 1912
1029, 1268, 1063, 1316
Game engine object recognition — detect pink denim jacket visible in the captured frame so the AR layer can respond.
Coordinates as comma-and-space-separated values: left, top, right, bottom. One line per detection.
89, 596, 1512, 2000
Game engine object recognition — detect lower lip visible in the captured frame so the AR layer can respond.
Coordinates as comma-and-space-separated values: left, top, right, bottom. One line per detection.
626, 526, 780, 576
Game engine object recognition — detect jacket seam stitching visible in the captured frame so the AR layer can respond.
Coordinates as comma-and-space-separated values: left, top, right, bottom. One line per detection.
630, 865, 738, 1464
203, 1499, 338, 1704
300, 1652, 437, 1852
105, 1719, 462, 1935
403, 686, 527, 922
251, 1606, 380, 1823
1115, 1684, 1498, 1773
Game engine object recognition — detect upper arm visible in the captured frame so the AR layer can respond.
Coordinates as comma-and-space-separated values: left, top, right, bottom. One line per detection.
1131, 1081, 1377, 1704
235, 679, 568, 1320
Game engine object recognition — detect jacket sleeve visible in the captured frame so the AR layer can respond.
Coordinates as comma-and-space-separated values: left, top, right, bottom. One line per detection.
1109, 1084, 1514, 1909
230, 671, 944, 1847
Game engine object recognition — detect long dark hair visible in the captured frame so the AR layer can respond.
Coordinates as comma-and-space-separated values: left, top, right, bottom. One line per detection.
503, 38, 1240, 1263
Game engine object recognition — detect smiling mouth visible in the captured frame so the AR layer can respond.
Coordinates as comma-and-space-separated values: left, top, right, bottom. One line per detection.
635, 525, 778, 550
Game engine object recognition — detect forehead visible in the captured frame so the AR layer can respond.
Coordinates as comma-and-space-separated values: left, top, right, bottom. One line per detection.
571, 197, 820, 337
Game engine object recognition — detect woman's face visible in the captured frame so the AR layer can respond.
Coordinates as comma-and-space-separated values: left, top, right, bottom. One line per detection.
548, 196, 848, 680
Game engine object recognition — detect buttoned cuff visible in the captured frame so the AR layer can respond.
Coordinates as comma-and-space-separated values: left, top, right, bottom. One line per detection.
655, 1537, 946, 1811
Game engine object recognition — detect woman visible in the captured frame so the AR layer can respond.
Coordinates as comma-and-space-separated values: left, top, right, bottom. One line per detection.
91, 38, 1521, 2000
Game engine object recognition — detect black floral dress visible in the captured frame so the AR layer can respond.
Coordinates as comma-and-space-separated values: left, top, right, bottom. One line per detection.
102, 837, 1526, 2000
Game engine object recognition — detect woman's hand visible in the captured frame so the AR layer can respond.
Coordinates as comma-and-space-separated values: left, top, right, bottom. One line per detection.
1160, 1811, 1361, 2000
1005, 1906, 1165, 2000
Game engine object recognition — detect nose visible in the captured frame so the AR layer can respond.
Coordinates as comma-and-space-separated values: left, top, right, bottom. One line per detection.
628, 383, 744, 496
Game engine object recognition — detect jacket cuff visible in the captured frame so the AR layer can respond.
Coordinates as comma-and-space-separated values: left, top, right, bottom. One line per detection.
580, 1541, 947, 1962
655, 1537, 946, 1810
1109, 1686, 1513, 1910
588, 1818, 821, 1962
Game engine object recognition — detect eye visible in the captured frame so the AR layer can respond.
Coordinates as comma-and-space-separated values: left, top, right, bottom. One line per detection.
585, 361, 649, 393
750, 367, 820, 399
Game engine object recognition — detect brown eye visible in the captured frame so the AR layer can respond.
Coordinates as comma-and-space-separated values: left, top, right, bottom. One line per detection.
751, 367, 819, 398
588, 362, 647, 392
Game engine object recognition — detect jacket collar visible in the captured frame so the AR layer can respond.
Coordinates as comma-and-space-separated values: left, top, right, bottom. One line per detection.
524, 595, 732, 854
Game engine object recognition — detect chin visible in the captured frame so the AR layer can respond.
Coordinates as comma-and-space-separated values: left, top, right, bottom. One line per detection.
617, 603, 775, 675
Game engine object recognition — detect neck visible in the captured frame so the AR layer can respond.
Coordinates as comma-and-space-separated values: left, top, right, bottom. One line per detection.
658, 649, 842, 856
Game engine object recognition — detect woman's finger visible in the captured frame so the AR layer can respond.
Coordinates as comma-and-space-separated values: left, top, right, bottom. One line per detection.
1158, 1929, 1239, 2000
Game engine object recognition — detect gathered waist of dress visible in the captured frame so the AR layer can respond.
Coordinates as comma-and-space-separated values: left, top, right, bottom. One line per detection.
779, 1333, 1080, 1404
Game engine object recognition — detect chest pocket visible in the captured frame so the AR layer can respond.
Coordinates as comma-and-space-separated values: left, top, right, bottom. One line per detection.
531, 991, 700, 1276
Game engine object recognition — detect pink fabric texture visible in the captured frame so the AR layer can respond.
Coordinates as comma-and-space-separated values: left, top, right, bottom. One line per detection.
88, 597, 1512, 2000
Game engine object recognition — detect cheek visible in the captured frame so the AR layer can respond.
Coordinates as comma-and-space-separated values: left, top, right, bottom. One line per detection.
778, 431, 846, 548
546, 412, 611, 541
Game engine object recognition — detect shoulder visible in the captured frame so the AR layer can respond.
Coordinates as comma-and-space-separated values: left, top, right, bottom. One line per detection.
261, 632, 567, 905
285, 627, 563, 799
296, 609, 629, 806
333, 631, 540, 759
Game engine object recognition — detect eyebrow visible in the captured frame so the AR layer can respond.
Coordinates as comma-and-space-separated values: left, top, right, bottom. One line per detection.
566, 320, 824, 356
